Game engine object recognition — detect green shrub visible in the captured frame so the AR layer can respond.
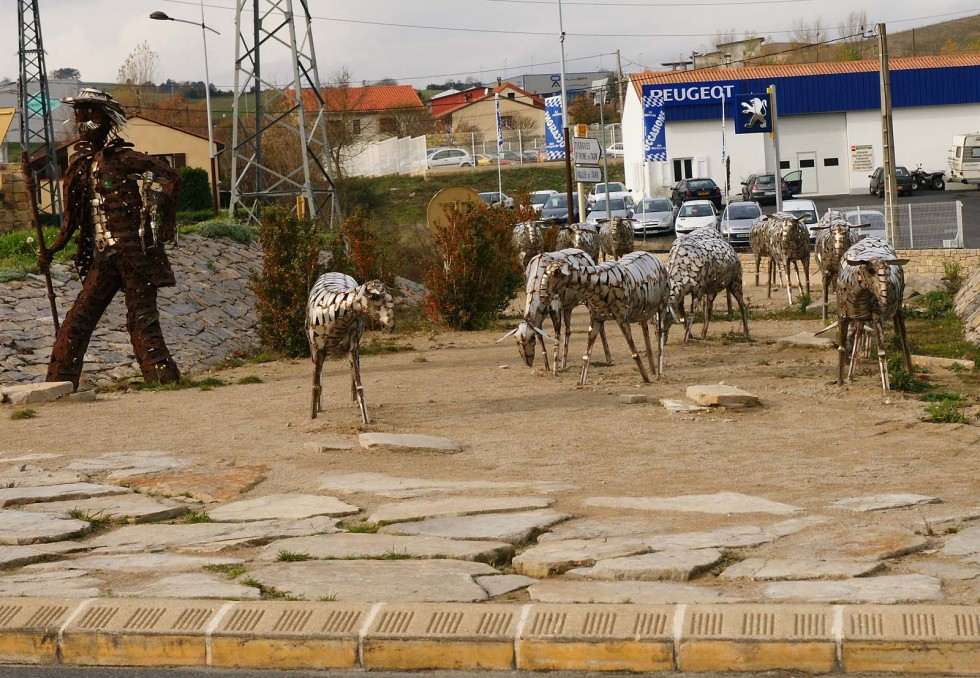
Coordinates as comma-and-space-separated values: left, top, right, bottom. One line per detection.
925, 400, 968, 424
337, 176, 383, 215
941, 259, 965, 294
913, 290, 955, 319
887, 355, 928, 393
251, 205, 325, 358
176, 209, 216, 226
186, 219, 256, 245
423, 202, 524, 330
331, 208, 394, 286
0, 266, 27, 282
177, 166, 213, 212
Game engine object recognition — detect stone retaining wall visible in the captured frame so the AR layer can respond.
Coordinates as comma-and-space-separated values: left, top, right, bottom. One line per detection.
0, 163, 32, 234
732, 249, 980, 282
955, 266, 980, 345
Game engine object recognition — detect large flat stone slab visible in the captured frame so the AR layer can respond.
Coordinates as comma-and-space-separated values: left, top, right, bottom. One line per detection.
537, 517, 666, 543
645, 525, 777, 551
380, 509, 571, 545
585, 492, 803, 515
1, 381, 73, 405
911, 354, 975, 370
528, 580, 739, 604
318, 471, 574, 498
910, 561, 980, 581
207, 493, 359, 522
829, 493, 941, 512
0, 569, 101, 597
512, 538, 651, 578
19, 493, 190, 523
584, 549, 724, 581
0, 543, 76, 568
26, 552, 243, 573
358, 433, 462, 453
0, 482, 131, 508
85, 517, 340, 553
67, 451, 186, 479
942, 525, 980, 561
243, 559, 496, 602
772, 526, 930, 561
763, 574, 943, 603
476, 574, 537, 598
776, 332, 835, 349
120, 465, 268, 503
115, 573, 260, 599
0, 465, 82, 487
0, 454, 62, 464
368, 496, 554, 525
719, 557, 885, 580
686, 384, 761, 408
0, 509, 90, 545
257, 533, 514, 564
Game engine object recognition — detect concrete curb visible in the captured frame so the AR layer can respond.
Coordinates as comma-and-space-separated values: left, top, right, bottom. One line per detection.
1, 598, 979, 673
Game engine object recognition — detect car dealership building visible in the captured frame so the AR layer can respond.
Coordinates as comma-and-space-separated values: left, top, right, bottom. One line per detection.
621, 54, 980, 199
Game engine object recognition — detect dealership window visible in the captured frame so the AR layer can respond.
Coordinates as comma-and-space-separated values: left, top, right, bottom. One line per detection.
672, 158, 694, 182
779, 160, 790, 170
824, 157, 839, 167
800, 158, 816, 169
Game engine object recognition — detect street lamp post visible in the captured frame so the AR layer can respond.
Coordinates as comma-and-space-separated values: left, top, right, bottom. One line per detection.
150, 5, 219, 215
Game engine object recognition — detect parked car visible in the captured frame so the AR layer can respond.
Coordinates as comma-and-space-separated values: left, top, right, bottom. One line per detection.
673, 199, 718, 234
842, 209, 887, 241
478, 191, 514, 209
497, 150, 522, 165
529, 189, 559, 215
605, 142, 624, 157
585, 196, 635, 224
631, 197, 675, 238
869, 166, 913, 196
719, 200, 763, 248
782, 169, 803, 194
540, 193, 580, 224
522, 149, 544, 163
780, 198, 820, 241
740, 173, 792, 204
475, 154, 494, 166
427, 147, 474, 168
670, 178, 722, 208
588, 181, 630, 204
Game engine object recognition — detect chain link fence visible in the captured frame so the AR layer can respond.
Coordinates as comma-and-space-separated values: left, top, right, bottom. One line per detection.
826, 200, 964, 249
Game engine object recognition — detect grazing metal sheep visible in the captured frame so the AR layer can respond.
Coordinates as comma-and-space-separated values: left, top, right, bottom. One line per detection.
811, 217, 856, 321
752, 213, 811, 304
835, 237, 913, 394
540, 251, 670, 385
512, 220, 546, 269
598, 216, 635, 261
307, 272, 394, 423
556, 223, 600, 261
499, 248, 611, 373
668, 228, 750, 342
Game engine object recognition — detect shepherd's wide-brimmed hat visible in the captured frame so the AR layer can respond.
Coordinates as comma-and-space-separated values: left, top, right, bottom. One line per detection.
63, 88, 127, 128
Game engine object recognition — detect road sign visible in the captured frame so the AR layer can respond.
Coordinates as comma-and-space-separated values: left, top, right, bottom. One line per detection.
574, 166, 603, 183
572, 137, 601, 164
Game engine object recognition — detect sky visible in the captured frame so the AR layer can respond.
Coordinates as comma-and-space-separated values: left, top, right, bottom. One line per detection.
3, 0, 980, 93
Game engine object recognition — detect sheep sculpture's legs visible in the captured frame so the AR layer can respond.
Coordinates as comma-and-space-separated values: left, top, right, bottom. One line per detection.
784, 261, 795, 305
847, 323, 863, 382
640, 320, 659, 378
578, 317, 604, 386
836, 317, 851, 386
765, 258, 773, 299
821, 273, 832, 322
754, 253, 763, 287
311, 351, 326, 419
802, 257, 811, 297
732, 284, 751, 339
617, 319, 652, 383
700, 293, 716, 340
657, 309, 670, 375
682, 295, 696, 344
872, 318, 890, 394
350, 348, 371, 424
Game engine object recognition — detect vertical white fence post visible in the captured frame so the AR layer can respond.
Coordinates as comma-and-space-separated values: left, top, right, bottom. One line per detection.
908, 203, 914, 249
956, 200, 964, 247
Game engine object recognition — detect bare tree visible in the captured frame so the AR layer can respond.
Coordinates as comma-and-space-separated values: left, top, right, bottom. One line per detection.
837, 10, 868, 42
385, 106, 437, 138
116, 41, 160, 113
324, 67, 370, 179
791, 18, 824, 45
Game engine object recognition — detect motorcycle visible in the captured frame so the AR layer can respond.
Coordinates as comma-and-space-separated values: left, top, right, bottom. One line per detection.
910, 164, 946, 191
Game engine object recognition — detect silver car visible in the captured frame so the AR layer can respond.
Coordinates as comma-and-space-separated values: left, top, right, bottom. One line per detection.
632, 197, 675, 238
719, 201, 763, 248
842, 209, 887, 241
585, 196, 635, 224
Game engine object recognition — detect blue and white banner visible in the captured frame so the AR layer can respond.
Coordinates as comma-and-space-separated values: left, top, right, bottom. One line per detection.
734, 92, 772, 134
544, 95, 565, 160
495, 94, 503, 151
641, 85, 667, 162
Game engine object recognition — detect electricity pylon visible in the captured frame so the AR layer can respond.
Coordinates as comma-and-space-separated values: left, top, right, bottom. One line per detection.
229, 0, 340, 227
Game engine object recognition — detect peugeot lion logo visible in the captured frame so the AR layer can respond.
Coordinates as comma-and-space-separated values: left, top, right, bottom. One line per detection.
741, 97, 768, 129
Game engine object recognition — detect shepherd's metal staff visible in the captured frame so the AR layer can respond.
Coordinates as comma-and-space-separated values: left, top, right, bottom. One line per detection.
22, 151, 60, 334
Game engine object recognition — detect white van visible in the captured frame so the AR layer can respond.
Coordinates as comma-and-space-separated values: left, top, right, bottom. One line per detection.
948, 133, 980, 184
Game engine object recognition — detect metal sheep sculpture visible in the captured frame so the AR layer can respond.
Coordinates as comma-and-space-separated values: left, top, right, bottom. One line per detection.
667, 227, 750, 343
835, 237, 913, 395
540, 250, 671, 385
307, 272, 394, 423
598, 216, 635, 261
555, 222, 600, 262
811, 214, 856, 321
751, 212, 811, 304
499, 248, 611, 374
512, 220, 547, 269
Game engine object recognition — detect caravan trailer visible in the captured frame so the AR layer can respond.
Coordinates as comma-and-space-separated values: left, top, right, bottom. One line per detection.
948, 133, 980, 184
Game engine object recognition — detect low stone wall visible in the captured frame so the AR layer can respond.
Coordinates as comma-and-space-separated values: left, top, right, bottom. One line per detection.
955, 267, 980, 345
0, 163, 32, 234
733, 249, 980, 283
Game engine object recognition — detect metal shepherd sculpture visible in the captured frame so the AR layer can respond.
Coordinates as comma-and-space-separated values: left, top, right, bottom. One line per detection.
37, 88, 183, 389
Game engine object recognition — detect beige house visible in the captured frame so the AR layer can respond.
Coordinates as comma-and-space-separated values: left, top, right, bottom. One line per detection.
437, 83, 545, 139
121, 114, 219, 189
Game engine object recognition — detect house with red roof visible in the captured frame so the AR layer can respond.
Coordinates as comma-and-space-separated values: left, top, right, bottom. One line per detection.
431, 82, 545, 139
295, 83, 426, 143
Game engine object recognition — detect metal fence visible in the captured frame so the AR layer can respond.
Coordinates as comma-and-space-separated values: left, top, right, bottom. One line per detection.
344, 135, 428, 178
827, 201, 964, 249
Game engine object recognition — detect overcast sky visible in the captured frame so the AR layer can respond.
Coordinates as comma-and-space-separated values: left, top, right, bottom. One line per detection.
3, 0, 979, 92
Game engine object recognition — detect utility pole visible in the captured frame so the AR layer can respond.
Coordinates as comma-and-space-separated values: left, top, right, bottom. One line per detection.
877, 22, 898, 243
557, 0, 574, 225
616, 49, 625, 114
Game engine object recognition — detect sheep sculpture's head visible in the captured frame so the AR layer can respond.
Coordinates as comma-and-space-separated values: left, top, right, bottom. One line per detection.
843, 256, 908, 308
362, 280, 395, 332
